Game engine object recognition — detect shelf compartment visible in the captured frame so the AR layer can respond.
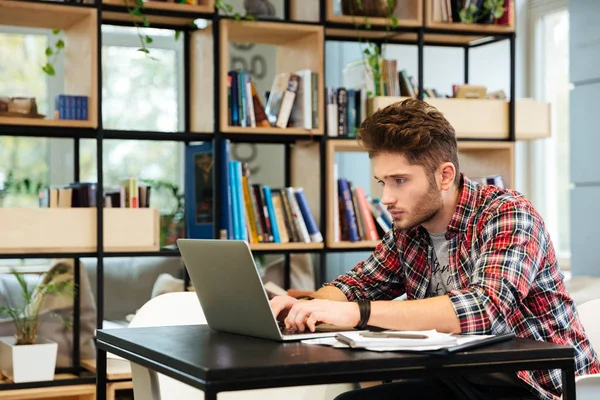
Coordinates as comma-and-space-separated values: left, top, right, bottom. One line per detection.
458, 141, 514, 189
368, 97, 551, 141
323, 0, 422, 41
101, 0, 214, 27
0, 208, 160, 254
216, 19, 325, 136
325, 140, 383, 248
0, 0, 98, 129
424, 0, 514, 45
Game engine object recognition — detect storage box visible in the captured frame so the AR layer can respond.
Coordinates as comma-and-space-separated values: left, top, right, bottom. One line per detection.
368, 96, 551, 140
0, 208, 160, 254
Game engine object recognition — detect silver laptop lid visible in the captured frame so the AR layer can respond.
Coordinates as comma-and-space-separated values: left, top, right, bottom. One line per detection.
177, 239, 283, 341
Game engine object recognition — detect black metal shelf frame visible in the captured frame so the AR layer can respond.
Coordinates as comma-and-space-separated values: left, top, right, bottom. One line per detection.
0, 0, 516, 394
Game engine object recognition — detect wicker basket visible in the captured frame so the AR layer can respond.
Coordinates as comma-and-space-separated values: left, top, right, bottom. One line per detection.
341, 0, 397, 18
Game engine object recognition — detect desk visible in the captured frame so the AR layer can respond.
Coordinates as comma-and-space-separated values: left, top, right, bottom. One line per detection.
95, 325, 577, 400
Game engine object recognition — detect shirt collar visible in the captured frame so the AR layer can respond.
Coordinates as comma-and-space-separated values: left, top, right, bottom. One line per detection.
447, 174, 478, 233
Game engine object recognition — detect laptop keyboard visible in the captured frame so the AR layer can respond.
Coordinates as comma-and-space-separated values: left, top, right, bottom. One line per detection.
277, 321, 306, 335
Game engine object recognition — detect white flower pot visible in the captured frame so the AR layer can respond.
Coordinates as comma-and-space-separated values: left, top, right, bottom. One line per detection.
0, 336, 58, 383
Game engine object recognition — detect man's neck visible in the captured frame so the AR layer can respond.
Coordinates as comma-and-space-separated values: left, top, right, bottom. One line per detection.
422, 184, 461, 234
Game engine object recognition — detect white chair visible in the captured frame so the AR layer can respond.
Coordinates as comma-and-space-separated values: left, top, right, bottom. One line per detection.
564, 298, 600, 400
128, 292, 356, 400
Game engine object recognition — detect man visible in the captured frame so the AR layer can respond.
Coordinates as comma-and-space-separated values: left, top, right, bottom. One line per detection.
270, 99, 600, 400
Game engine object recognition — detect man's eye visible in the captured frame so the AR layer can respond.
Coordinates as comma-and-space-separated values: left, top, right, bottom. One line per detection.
395, 178, 406, 185
377, 180, 384, 186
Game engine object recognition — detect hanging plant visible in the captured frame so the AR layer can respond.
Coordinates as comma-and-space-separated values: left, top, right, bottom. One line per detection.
42, 29, 65, 76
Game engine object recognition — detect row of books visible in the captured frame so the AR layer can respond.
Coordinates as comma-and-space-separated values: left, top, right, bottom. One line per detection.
38, 178, 151, 208
333, 177, 393, 243
227, 69, 319, 130
54, 94, 89, 121
326, 87, 366, 138
227, 161, 322, 244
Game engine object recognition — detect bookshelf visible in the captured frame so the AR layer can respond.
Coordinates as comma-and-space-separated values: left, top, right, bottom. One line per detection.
0, 0, 550, 395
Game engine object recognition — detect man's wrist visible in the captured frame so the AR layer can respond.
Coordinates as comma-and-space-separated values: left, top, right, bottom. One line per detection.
354, 299, 371, 330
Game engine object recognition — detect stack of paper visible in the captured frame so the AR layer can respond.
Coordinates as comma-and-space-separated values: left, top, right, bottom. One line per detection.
335, 330, 457, 351
302, 330, 495, 352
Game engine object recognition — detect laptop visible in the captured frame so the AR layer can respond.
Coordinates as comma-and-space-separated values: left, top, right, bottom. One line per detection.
177, 238, 357, 341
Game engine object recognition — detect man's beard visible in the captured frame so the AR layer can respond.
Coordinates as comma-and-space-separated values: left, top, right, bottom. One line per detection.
392, 181, 443, 232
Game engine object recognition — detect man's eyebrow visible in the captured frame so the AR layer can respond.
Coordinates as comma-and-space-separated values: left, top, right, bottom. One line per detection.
374, 174, 409, 180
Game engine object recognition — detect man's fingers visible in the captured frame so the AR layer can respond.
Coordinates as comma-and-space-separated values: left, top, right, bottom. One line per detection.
293, 307, 312, 332
306, 312, 324, 332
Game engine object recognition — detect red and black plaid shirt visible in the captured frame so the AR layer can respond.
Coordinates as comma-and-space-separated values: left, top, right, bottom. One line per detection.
327, 175, 600, 400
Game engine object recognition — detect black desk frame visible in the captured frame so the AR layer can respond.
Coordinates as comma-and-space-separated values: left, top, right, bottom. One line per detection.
95, 327, 577, 400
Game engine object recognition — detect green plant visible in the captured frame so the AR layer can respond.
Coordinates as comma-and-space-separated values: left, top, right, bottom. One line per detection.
0, 268, 75, 345
346, 0, 398, 97
459, 0, 506, 24
0, 171, 44, 202
42, 29, 65, 76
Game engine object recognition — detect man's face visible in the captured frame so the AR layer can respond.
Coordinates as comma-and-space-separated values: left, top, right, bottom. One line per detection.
372, 152, 443, 232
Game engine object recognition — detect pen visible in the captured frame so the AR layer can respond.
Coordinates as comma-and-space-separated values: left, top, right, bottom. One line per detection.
360, 332, 429, 339
335, 334, 357, 348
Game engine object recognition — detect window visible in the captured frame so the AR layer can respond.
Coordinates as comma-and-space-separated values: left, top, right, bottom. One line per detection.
0, 27, 52, 207
78, 25, 185, 215
529, 2, 570, 263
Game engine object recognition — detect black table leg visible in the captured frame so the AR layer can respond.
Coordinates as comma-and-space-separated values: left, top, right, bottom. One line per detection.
562, 363, 577, 400
205, 388, 218, 400
96, 345, 107, 400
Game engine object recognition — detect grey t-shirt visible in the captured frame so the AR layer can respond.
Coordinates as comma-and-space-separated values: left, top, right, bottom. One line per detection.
426, 231, 455, 297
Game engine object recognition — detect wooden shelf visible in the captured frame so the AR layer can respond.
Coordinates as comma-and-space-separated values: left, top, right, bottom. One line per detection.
0, 117, 97, 129
0, 0, 94, 30
327, 241, 379, 250
0, 208, 160, 254
101, 0, 213, 27
0, 373, 95, 400
81, 358, 132, 381
249, 242, 324, 251
0, 0, 98, 128
221, 126, 323, 136
369, 97, 551, 141
213, 20, 325, 135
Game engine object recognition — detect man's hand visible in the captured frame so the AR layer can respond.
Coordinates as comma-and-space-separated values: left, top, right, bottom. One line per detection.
283, 299, 360, 332
269, 295, 301, 322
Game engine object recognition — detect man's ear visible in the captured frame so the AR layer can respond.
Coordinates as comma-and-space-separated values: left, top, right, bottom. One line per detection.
438, 162, 456, 191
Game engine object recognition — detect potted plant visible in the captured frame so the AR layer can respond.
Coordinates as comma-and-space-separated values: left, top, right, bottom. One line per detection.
0, 266, 74, 383
341, 0, 397, 18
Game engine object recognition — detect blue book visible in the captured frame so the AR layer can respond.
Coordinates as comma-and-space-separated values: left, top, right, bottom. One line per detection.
262, 186, 280, 243
219, 140, 233, 239
338, 178, 360, 242
185, 142, 214, 239
228, 161, 241, 240
294, 188, 323, 243
233, 161, 248, 241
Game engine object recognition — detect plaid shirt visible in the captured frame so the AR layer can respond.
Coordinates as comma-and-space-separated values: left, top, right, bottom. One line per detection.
327, 175, 600, 400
